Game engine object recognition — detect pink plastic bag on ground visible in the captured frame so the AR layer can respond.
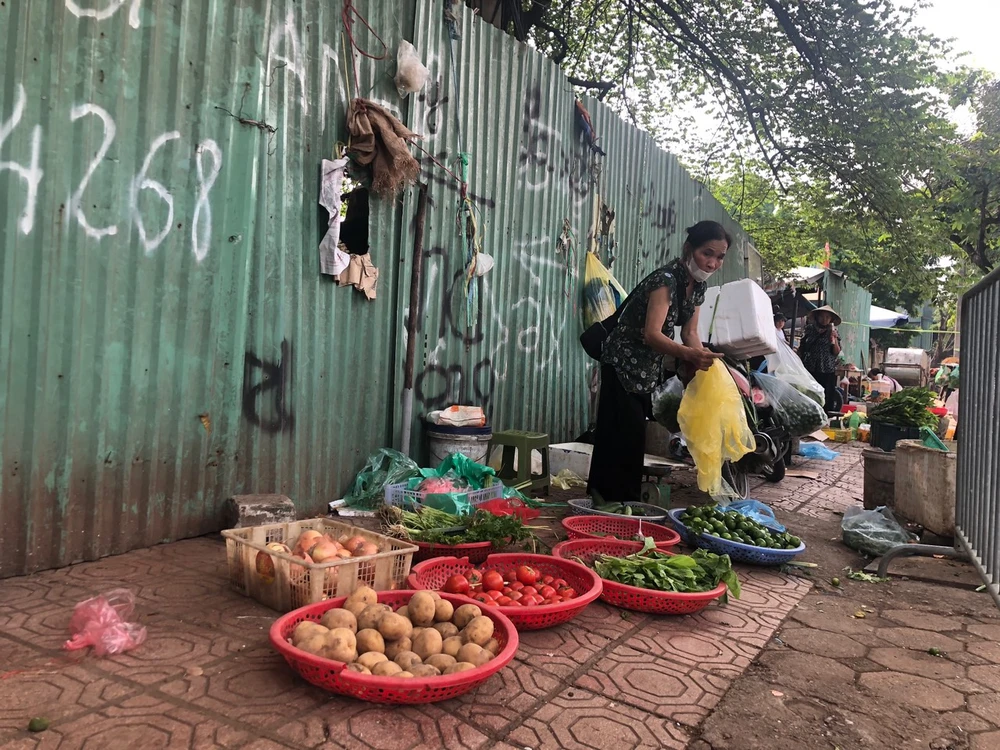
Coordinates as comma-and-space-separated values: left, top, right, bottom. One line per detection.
64, 588, 147, 656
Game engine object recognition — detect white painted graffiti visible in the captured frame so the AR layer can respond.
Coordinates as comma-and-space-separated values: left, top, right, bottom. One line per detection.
131, 130, 180, 253
192, 140, 223, 263
0, 85, 43, 236
0, 88, 224, 261
68, 103, 119, 240
65, 0, 142, 28
269, 9, 309, 115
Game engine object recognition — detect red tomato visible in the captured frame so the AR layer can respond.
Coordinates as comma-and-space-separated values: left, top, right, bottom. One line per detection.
443, 574, 470, 595
482, 598, 499, 607
466, 569, 483, 588
521, 586, 537, 597
485, 589, 503, 601
496, 596, 512, 606
541, 575, 555, 585
538, 585, 557, 599
501, 587, 512, 596
508, 591, 523, 602
509, 581, 524, 592
472, 593, 491, 604
523, 594, 542, 606
515, 565, 539, 586
553, 578, 567, 588
557, 586, 576, 599
482, 570, 505, 592
544, 597, 560, 605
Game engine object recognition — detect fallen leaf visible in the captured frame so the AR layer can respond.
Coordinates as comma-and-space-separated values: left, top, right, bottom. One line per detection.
852, 610, 866, 619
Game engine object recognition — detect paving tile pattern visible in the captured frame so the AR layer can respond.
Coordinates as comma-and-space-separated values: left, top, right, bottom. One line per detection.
2, 442, 998, 749
0, 529, 810, 749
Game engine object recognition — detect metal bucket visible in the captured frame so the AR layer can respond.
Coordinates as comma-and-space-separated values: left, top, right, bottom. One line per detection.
426, 425, 492, 468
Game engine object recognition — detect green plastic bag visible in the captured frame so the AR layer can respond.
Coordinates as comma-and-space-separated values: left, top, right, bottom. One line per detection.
406, 453, 497, 515
344, 449, 421, 509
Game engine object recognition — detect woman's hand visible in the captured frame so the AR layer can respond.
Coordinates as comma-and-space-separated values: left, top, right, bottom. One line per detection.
685, 347, 724, 371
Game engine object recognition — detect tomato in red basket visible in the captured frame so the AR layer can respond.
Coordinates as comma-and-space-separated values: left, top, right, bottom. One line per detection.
496, 596, 512, 606
521, 586, 537, 597
538, 585, 556, 599
508, 590, 523, 602
472, 592, 491, 604
515, 565, 539, 586
443, 574, 470, 595
482, 570, 505, 592
466, 569, 483, 587
557, 586, 576, 600
541, 574, 555, 586
484, 589, 502, 601
552, 578, 567, 588
509, 581, 524, 592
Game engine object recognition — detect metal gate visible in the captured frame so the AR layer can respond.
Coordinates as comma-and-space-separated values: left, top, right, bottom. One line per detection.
955, 266, 1000, 610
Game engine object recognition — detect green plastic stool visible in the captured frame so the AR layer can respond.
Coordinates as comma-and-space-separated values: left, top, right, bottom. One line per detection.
488, 430, 550, 495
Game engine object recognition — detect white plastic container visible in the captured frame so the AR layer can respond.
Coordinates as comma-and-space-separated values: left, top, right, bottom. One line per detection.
697, 279, 778, 359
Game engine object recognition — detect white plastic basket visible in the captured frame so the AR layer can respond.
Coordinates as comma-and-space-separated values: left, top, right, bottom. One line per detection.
222, 518, 417, 612
384, 482, 503, 509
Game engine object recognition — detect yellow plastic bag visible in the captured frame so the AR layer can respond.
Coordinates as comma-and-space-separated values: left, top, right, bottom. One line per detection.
677, 360, 756, 496
582, 252, 627, 329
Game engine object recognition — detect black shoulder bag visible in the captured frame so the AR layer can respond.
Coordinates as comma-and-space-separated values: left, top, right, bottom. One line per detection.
580, 292, 633, 361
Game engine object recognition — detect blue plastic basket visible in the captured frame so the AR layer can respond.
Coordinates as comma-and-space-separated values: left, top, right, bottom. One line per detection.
567, 498, 668, 523
668, 508, 805, 566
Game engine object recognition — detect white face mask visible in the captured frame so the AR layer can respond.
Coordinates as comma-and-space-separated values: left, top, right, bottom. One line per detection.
686, 256, 714, 282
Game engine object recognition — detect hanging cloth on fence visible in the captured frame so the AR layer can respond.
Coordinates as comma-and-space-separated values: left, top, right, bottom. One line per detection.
347, 98, 420, 198
318, 157, 352, 277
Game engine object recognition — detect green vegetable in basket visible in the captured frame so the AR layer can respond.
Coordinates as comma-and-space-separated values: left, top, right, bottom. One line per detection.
377, 505, 539, 548
867, 387, 939, 429
594, 502, 659, 517
679, 506, 801, 550
590, 537, 740, 598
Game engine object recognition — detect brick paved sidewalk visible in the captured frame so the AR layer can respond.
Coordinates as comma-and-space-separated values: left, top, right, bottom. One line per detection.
1, 444, 997, 749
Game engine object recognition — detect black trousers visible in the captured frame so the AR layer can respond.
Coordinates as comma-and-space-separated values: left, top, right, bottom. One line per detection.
587, 365, 652, 505
811, 370, 839, 413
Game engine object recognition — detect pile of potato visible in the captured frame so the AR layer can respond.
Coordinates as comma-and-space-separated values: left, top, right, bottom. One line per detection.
289, 587, 502, 678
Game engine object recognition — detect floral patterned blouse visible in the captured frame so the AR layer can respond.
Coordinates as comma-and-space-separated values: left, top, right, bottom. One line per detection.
798, 321, 840, 375
602, 259, 707, 394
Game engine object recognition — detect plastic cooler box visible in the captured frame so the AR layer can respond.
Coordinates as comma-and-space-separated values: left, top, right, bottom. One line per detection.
697, 279, 778, 359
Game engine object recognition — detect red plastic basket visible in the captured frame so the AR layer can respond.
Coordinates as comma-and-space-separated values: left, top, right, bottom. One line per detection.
411, 540, 494, 564
561, 515, 681, 550
478, 498, 541, 521
550, 539, 728, 615
269, 590, 519, 704
406, 553, 603, 630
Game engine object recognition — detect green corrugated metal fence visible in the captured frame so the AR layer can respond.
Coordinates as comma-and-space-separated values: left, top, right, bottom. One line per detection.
1, 0, 758, 577
825, 271, 872, 369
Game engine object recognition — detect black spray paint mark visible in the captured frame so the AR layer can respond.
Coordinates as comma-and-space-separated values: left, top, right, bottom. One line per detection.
242, 340, 294, 433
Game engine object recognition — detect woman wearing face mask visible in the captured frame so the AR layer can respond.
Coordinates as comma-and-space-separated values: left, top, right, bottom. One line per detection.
587, 221, 728, 505
798, 305, 843, 412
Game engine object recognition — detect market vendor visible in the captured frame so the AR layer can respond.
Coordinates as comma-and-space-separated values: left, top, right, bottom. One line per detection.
797, 305, 842, 412
588, 221, 727, 505
868, 368, 902, 394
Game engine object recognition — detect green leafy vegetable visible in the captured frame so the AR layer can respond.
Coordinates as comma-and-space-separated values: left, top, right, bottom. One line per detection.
590, 537, 741, 599
378, 505, 536, 548
868, 388, 939, 429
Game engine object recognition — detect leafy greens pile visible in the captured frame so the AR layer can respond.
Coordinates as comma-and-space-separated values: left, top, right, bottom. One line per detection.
591, 537, 741, 599
868, 387, 938, 429
379, 505, 533, 548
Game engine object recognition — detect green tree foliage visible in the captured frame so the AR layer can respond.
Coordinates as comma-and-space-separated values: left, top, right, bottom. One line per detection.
509, 0, 998, 279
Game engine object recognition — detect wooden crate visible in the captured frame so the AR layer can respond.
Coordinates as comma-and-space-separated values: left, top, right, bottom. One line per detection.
222, 518, 417, 612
